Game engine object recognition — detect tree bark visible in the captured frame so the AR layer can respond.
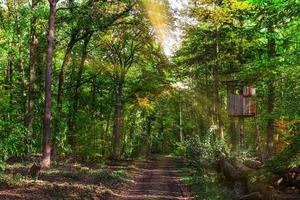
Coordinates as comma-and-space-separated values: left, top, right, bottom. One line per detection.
5, 54, 13, 121
112, 83, 122, 160
179, 97, 184, 143
230, 118, 238, 152
57, 31, 79, 110
255, 118, 264, 161
14, 0, 27, 89
68, 33, 92, 134
40, 0, 58, 168
239, 117, 245, 150
145, 115, 153, 155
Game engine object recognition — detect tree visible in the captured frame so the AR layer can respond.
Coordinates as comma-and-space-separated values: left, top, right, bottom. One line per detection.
25, 0, 39, 158
40, 0, 59, 168
103, 22, 152, 159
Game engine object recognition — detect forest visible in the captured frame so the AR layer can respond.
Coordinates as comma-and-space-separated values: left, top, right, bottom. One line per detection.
0, 0, 300, 199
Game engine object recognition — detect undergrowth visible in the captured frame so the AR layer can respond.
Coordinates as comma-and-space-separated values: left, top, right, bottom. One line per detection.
180, 167, 233, 200
175, 132, 234, 200
0, 173, 24, 187
93, 169, 132, 187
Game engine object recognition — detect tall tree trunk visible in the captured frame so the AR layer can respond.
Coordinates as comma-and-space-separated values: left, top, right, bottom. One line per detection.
5, 54, 13, 121
267, 25, 276, 158
216, 85, 224, 140
215, 25, 224, 140
239, 117, 245, 150
228, 86, 238, 152
255, 118, 263, 161
112, 83, 122, 160
40, 0, 58, 168
91, 75, 97, 114
179, 99, 184, 143
57, 31, 78, 110
145, 116, 153, 156
68, 34, 92, 134
230, 118, 238, 152
103, 112, 111, 156
14, 0, 27, 89
25, 0, 39, 158
159, 112, 164, 153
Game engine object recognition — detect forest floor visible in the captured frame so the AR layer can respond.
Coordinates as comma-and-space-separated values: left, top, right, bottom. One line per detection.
0, 155, 192, 200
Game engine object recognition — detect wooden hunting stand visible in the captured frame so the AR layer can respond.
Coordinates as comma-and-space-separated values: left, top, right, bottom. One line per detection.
225, 80, 256, 150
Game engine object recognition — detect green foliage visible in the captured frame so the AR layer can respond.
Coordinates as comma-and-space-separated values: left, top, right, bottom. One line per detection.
0, 121, 29, 171
266, 132, 300, 173
185, 132, 224, 168
172, 142, 186, 157
0, 173, 24, 187
181, 168, 233, 200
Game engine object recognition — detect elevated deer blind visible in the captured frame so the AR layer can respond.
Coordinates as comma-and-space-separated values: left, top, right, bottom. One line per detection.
226, 81, 256, 118
228, 95, 256, 117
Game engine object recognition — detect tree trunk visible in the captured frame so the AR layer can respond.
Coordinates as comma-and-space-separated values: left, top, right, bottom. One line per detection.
227, 84, 238, 152
40, 0, 58, 168
5, 54, 13, 121
103, 112, 111, 156
255, 118, 264, 161
68, 34, 92, 133
25, 0, 38, 158
267, 81, 275, 158
230, 118, 238, 152
14, 0, 27, 89
179, 98, 184, 143
239, 117, 245, 150
112, 83, 122, 160
145, 116, 153, 155
57, 31, 78, 110
267, 25, 276, 158
215, 26, 224, 140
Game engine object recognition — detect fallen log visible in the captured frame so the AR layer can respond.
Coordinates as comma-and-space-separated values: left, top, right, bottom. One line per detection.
232, 160, 254, 175
273, 192, 300, 200
218, 151, 252, 181
218, 151, 300, 200
243, 160, 262, 170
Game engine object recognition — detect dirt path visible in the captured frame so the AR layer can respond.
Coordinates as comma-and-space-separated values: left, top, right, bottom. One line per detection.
0, 156, 192, 200
117, 156, 192, 200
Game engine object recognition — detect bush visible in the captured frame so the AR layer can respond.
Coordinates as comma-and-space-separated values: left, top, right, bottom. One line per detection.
172, 142, 186, 157
266, 132, 300, 173
0, 173, 24, 187
185, 132, 223, 168
181, 168, 233, 200
0, 121, 29, 171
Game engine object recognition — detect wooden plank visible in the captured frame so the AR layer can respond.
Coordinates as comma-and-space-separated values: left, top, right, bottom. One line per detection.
228, 95, 256, 117
228, 95, 243, 117
243, 97, 256, 117
243, 86, 256, 97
